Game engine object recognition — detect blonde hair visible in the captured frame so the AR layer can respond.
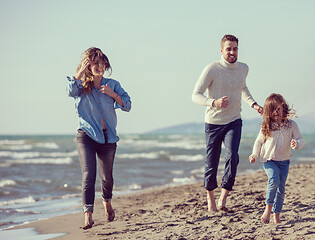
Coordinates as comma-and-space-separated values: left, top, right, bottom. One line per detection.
261, 93, 296, 141
76, 47, 112, 94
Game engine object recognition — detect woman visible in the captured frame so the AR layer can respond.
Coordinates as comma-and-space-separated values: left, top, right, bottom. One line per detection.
66, 47, 131, 229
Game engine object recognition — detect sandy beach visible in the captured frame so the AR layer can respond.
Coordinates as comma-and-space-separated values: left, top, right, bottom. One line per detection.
8, 163, 315, 239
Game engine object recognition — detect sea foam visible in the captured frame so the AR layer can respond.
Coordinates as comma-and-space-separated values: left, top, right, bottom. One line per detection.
6, 157, 73, 165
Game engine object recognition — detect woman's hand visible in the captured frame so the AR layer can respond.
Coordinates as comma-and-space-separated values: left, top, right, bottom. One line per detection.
100, 84, 116, 98
249, 155, 256, 164
75, 59, 90, 80
101, 84, 124, 106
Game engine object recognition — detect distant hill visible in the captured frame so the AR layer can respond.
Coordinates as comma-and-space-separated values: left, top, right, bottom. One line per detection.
146, 119, 261, 135
146, 111, 315, 134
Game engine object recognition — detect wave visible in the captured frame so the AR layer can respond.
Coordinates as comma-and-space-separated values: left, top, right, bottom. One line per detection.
169, 154, 204, 162
0, 140, 60, 150
3, 145, 33, 150
172, 176, 196, 184
0, 208, 40, 215
170, 170, 184, 175
114, 183, 142, 193
0, 151, 40, 159
0, 196, 36, 207
40, 193, 81, 201
190, 167, 203, 174
128, 183, 142, 190
0, 163, 11, 167
117, 152, 205, 162
0, 180, 17, 188
0, 140, 26, 145
29, 179, 52, 184
5, 157, 73, 165
0, 151, 77, 159
120, 139, 205, 150
117, 152, 160, 159
160, 142, 204, 150
42, 151, 77, 157
297, 157, 315, 162
35, 142, 59, 149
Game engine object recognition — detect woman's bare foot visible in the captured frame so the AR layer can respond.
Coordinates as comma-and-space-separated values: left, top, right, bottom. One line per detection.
82, 211, 94, 229
261, 205, 272, 224
103, 201, 115, 222
274, 213, 281, 223
207, 190, 217, 212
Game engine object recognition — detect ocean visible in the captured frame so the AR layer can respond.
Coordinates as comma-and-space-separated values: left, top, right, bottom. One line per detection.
0, 133, 314, 231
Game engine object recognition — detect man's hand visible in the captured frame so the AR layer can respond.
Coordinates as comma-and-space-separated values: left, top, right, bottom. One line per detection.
249, 155, 256, 164
213, 96, 229, 108
253, 103, 263, 115
291, 139, 297, 149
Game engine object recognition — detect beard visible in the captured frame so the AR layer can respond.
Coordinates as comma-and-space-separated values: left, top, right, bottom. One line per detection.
225, 54, 237, 63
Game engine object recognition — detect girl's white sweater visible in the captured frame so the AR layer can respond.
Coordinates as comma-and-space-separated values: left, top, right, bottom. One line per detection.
251, 120, 304, 162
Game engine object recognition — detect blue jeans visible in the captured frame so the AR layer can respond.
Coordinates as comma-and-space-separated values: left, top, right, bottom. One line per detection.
204, 119, 242, 191
77, 129, 117, 213
263, 160, 290, 214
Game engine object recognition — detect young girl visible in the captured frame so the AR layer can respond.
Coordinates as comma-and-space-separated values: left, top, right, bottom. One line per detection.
66, 47, 131, 229
249, 93, 304, 224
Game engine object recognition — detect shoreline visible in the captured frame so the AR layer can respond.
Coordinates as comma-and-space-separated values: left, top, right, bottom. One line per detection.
0, 168, 258, 232
2, 163, 315, 239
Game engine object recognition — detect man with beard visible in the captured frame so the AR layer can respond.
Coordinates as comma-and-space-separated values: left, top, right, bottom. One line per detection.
192, 34, 263, 212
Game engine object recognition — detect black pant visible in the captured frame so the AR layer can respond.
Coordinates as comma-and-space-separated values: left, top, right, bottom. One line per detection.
77, 129, 117, 213
204, 119, 242, 191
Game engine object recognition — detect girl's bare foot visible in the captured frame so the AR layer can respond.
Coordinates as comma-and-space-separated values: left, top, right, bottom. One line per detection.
274, 213, 281, 223
261, 205, 272, 224
82, 211, 94, 229
104, 201, 115, 222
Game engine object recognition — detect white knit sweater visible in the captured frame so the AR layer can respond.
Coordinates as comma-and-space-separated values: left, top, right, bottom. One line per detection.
251, 120, 304, 162
192, 56, 256, 125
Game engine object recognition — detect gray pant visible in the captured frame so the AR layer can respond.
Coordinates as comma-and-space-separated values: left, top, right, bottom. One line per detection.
77, 129, 117, 213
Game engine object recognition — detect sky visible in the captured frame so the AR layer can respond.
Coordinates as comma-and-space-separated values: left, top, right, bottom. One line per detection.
1, 0, 314, 135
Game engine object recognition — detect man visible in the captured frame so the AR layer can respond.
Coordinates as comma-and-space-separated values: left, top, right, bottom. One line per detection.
192, 34, 263, 212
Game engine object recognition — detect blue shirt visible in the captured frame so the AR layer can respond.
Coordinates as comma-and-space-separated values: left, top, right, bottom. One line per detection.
66, 76, 131, 143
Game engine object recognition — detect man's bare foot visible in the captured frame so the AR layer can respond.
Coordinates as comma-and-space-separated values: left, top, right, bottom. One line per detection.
261, 205, 272, 224
104, 201, 115, 222
218, 188, 229, 211
207, 191, 217, 212
82, 211, 94, 229
274, 213, 281, 223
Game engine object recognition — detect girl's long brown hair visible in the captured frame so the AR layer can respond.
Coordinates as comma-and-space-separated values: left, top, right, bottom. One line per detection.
76, 47, 112, 94
261, 93, 295, 141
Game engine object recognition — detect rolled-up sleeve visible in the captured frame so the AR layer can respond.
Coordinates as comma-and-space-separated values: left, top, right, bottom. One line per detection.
66, 76, 83, 97
114, 82, 131, 112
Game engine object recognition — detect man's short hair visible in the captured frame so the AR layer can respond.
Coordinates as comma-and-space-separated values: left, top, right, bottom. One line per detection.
221, 34, 239, 48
